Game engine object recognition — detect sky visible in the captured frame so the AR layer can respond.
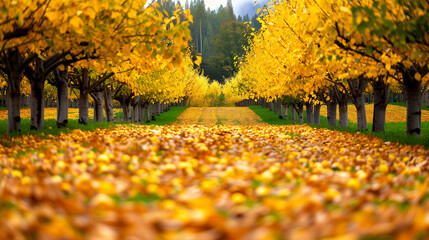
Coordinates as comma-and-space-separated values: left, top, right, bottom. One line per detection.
204, 0, 268, 16
204, 0, 247, 12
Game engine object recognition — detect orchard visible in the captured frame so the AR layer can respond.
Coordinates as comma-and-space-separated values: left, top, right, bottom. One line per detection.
1, 0, 429, 239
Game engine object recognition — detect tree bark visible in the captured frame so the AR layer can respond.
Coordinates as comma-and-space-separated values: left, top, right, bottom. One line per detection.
279, 101, 283, 119
1, 87, 5, 107
6, 49, 25, 132
91, 89, 104, 123
104, 85, 114, 122
146, 104, 151, 122
79, 68, 89, 125
355, 95, 367, 131
151, 103, 156, 121
156, 102, 161, 116
372, 77, 390, 132
30, 73, 45, 130
139, 103, 144, 123
55, 67, 69, 128
283, 103, 288, 120
132, 97, 140, 123
297, 103, 304, 124
305, 103, 313, 124
292, 104, 296, 124
7, 83, 21, 132
132, 103, 139, 122
122, 102, 131, 122
402, 69, 422, 137
348, 77, 369, 131
332, 86, 349, 128
327, 101, 337, 126
313, 104, 321, 124
338, 102, 348, 128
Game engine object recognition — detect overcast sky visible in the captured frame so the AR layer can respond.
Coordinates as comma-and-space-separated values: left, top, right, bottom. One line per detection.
205, 0, 247, 11
204, 0, 267, 16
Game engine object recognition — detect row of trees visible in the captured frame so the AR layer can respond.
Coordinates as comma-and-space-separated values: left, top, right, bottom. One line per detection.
226, 0, 429, 137
0, 0, 202, 132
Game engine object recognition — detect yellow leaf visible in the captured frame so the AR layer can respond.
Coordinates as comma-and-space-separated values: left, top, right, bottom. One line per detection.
385, 64, 391, 71
415, 72, 422, 81
422, 73, 429, 82
70, 16, 83, 34
194, 55, 202, 66
45, 11, 58, 21
340, 6, 351, 14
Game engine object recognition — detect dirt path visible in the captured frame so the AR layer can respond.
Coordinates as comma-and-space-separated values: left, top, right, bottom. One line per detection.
174, 107, 267, 126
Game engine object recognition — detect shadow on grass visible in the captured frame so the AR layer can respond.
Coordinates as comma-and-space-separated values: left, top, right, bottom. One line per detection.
249, 105, 429, 148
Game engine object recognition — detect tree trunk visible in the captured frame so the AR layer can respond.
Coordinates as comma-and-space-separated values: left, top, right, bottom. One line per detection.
313, 104, 321, 124
55, 67, 69, 128
7, 81, 21, 132
279, 101, 283, 119
91, 90, 104, 123
327, 101, 337, 127
1, 87, 5, 107
24, 58, 49, 131
139, 103, 144, 123
122, 102, 131, 122
154, 102, 158, 115
30, 75, 45, 130
332, 86, 349, 128
402, 69, 422, 137
151, 103, 156, 121
104, 85, 114, 122
372, 77, 390, 132
132, 97, 140, 123
348, 77, 369, 131
79, 68, 89, 125
355, 95, 367, 131
338, 102, 348, 128
298, 103, 304, 124
292, 104, 296, 124
133, 103, 139, 122
146, 105, 151, 122
5, 48, 27, 132
283, 103, 288, 120
305, 103, 313, 124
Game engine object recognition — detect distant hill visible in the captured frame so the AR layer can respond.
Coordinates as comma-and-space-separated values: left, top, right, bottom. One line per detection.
235, 0, 270, 18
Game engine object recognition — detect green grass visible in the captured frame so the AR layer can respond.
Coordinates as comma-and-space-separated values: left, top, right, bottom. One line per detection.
146, 106, 187, 125
0, 106, 187, 139
249, 105, 429, 148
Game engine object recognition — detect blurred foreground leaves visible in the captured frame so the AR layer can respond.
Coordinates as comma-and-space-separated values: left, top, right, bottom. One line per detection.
1, 125, 428, 239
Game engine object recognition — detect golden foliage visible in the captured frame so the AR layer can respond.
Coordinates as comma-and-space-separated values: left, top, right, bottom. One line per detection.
1, 124, 429, 239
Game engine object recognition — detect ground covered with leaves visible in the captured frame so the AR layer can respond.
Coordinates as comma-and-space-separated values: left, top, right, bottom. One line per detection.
1, 123, 429, 240
175, 107, 266, 126
319, 104, 429, 123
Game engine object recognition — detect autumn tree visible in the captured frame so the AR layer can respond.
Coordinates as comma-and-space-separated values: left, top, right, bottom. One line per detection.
209, 21, 252, 81
0, 0, 192, 131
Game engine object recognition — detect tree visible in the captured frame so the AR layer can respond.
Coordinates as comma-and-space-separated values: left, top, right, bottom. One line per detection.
209, 21, 252, 80
1, 0, 193, 131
